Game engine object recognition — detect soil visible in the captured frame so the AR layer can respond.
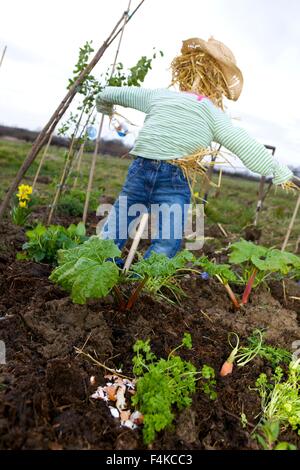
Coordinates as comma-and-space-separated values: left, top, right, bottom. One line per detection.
1, 216, 300, 450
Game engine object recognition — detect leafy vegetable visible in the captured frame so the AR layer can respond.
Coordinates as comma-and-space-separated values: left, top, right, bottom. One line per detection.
195, 256, 237, 283
255, 359, 300, 434
21, 222, 87, 264
131, 334, 197, 444
247, 331, 292, 368
200, 365, 217, 400
229, 240, 300, 305
255, 419, 297, 450
131, 250, 195, 303
50, 237, 121, 304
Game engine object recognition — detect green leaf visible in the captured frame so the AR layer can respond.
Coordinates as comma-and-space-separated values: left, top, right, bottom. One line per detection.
75, 222, 86, 237
256, 433, 269, 450
194, 257, 237, 283
132, 337, 197, 444
21, 222, 88, 264
182, 332, 192, 349
70, 258, 119, 304
274, 442, 297, 450
228, 239, 268, 264
132, 250, 193, 279
50, 237, 121, 303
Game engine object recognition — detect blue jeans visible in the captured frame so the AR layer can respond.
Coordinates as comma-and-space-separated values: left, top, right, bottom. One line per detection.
100, 157, 191, 258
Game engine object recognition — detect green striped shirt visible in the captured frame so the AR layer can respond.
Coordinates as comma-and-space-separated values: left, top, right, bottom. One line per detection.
96, 87, 293, 185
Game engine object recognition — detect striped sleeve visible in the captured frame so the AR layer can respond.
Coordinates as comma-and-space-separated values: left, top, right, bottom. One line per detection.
211, 107, 293, 185
96, 86, 155, 114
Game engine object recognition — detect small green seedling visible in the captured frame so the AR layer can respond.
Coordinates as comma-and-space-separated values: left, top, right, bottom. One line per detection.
255, 359, 300, 434
200, 365, 217, 400
240, 410, 248, 429
247, 331, 292, 369
255, 420, 297, 450
131, 333, 198, 445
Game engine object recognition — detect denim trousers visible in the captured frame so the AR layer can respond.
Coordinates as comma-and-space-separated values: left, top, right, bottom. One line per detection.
100, 157, 191, 258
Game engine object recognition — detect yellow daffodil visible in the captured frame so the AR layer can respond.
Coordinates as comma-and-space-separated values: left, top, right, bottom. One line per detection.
19, 200, 27, 208
16, 184, 33, 201
17, 193, 30, 201
18, 184, 33, 194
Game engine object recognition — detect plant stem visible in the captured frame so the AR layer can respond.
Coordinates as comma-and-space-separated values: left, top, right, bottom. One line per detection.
74, 347, 133, 380
241, 268, 258, 305
215, 274, 240, 309
224, 282, 240, 309
113, 285, 126, 310
126, 275, 149, 310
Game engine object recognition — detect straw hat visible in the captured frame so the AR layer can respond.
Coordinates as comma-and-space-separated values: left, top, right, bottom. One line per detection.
181, 36, 243, 101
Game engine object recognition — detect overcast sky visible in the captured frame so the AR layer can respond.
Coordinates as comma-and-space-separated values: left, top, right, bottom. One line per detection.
1, 0, 300, 168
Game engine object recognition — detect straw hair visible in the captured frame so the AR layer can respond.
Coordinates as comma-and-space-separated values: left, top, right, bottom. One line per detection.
171, 37, 243, 108
170, 148, 223, 192
281, 180, 300, 192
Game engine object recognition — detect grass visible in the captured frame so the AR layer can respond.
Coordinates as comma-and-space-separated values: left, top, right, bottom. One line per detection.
199, 172, 300, 249
0, 139, 299, 251
0, 139, 129, 213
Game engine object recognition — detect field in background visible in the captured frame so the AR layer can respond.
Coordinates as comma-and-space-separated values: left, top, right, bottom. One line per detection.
0, 139, 299, 251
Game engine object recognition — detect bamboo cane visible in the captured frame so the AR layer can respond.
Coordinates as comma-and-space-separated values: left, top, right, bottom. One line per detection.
72, 142, 85, 189
202, 145, 222, 203
68, 108, 96, 189
202, 155, 217, 204
295, 235, 300, 253
254, 146, 275, 226
254, 176, 266, 226
32, 132, 54, 190
281, 193, 300, 252
82, 0, 132, 223
0, 1, 145, 220
47, 149, 74, 225
82, 114, 105, 223
214, 168, 223, 198
123, 212, 149, 272
47, 106, 87, 224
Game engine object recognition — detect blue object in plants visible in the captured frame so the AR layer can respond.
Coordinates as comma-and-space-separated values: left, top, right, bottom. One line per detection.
201, 271, 210, 280
117, 130, 127, 137
87, 126, 97, 140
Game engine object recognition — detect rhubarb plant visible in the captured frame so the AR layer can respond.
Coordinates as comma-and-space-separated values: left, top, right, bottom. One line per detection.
228, 239, 300, 305
50, 237, 121, 304
49, 237, 149, 309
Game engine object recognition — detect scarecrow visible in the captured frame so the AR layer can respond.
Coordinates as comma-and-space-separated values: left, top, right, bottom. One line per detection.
96, 37, 299, 260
